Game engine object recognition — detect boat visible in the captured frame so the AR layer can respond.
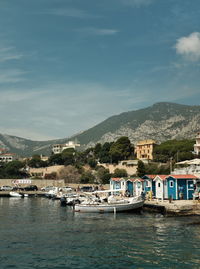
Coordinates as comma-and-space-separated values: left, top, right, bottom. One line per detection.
9, 191, 22, 197
60, 193, 87, 206
9, 192, 29, 198
74, 195, 144, 213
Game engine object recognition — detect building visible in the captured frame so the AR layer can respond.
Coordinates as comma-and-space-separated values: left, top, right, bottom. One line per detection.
166, 175, 198, 200
135, 139, 157, 160
173, 159, 200, 177
153, 175, 169, 200
150, 174, 199, 200
0, 148, 7, 154
110, 177, 144, 196
0, 153, 17, 163
194, 132, 200, 155
142, 175, 156, 196
52, 141, 80, 154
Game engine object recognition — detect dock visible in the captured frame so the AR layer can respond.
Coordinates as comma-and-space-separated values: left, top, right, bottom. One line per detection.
0, 191, 45, 197
144, 199, 200, 216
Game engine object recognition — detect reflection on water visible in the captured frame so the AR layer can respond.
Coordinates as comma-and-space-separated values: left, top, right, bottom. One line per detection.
0, 197, 200, 269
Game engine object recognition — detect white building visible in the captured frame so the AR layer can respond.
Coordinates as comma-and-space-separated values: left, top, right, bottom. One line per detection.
173, 159, 200, 177
0, 153, 17, 163
52, 141, 80, 154
194, 132, 200, 155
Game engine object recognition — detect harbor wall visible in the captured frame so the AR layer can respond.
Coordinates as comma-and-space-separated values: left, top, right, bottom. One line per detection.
0, 179, 110, 190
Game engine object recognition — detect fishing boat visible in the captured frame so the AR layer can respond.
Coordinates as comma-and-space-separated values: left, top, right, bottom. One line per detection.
74, 195, 144, 213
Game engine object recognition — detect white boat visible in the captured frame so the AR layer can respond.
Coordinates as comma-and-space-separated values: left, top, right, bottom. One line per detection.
9, 191, 22, 197
74, 196, 144, 213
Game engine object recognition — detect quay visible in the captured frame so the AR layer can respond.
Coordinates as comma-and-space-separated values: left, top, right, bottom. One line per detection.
144, 199, 200, 216
0, 191, 45, 197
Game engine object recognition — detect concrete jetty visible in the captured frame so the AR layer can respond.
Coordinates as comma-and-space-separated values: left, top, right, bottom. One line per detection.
144, 199, 200, 216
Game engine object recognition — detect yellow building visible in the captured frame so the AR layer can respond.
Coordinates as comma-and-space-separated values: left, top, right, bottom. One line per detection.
135, 139, 156, 160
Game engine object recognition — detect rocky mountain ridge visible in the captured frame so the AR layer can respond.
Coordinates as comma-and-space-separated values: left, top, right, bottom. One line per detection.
0, 102, 199, 156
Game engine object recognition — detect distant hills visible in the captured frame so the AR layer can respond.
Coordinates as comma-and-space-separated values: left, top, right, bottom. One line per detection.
0, 102, 199, 157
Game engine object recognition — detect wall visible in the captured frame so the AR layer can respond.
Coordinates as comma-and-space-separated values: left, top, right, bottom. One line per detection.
0, 179, 110, 190
99, 162, 137, 176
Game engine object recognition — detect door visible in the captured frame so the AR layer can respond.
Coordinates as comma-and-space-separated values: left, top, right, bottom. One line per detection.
155, 180, 163, 199
127, 181, 133, 196
187, 180, 194, 200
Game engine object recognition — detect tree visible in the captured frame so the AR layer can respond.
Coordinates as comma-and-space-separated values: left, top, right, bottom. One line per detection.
58, 165, 81, 183
87, 158, 97, 169
137, 160, 146, 177
96, 167, 111, 184
94, 143, 102, 158
109, 136, 133, 163
48, 153, 63, 165
28, 155, 47, 168
112, 168, 128, 178
153, 139, 195, 163
4, 160, 27, 178
61, 148, 75, 166
98, 142, 113, 163
80, 170, 95, 184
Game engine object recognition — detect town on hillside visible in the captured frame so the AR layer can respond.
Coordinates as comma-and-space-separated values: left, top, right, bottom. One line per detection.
1, 134, 200, 202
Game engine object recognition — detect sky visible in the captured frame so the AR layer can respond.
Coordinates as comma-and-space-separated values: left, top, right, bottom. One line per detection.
0, 0, 200, 141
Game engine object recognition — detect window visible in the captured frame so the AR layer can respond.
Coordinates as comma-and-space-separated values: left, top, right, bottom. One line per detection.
158, 183, 161, 187
146, 181, 149, 187
170, 181, 174, 188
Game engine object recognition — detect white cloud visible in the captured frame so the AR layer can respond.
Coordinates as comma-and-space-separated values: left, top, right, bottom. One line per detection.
175, 32, 200, 61
76, 27, 119, 36
0, 46, 23, 62
0, 69, 26, 84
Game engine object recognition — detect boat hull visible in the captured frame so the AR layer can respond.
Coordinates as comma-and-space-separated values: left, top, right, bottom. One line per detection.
9, 191, 22, 197
74, 200, 144, 213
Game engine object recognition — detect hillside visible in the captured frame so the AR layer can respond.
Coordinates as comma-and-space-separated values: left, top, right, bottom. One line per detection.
0, 102, 200, 156
72, 102, 200, 146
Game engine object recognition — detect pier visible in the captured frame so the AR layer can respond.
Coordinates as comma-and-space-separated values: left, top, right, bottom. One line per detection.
144, 199, 200, 216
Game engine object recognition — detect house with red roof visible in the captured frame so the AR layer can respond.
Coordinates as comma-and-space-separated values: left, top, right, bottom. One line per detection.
152, 174, 199, 200
110, 177, 145, 196
166, 174, 198, 200
142, 175, 157, 196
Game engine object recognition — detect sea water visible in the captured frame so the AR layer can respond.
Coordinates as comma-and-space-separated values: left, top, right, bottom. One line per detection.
0, 197, 199, 269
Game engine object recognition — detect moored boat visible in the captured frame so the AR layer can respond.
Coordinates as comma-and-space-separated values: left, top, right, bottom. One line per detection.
9, 191, 22, 197
74, 196, 144, 213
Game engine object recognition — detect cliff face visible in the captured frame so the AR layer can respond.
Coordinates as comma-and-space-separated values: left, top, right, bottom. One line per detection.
73, 102, 200, 146
1, 102, 200, 156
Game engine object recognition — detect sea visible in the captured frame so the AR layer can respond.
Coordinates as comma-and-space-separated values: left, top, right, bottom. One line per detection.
0, 197, 200, 269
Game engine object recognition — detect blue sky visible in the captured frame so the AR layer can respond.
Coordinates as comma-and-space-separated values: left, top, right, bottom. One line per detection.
0, 0, 200, 140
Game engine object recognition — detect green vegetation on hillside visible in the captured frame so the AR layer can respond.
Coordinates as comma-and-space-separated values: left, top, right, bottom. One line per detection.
153, 139, 195, 163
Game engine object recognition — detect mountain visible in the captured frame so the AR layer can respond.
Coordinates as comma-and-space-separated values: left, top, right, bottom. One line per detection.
0, 102, 200, 156
71, 102, 200, 146
0, 134, 67, 157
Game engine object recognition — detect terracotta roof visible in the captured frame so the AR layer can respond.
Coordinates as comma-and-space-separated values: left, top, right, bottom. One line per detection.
144, 175, 157, 179
129, 178, 144, 182
169, 174, 198, 179
154, 175, 168, 181
111, 178, 123, 181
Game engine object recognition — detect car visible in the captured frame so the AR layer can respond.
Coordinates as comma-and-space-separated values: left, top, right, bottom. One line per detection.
0, 185, 13, 191
41, 186, 54, 192
80, 186, 93, 192
60, 187, 73, 192
24, 185, 38, 191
